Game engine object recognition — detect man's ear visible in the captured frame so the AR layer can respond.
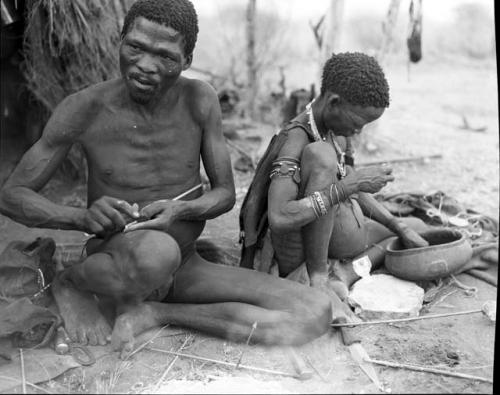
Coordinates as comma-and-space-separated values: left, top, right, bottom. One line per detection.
182, 54, 193, 70
326, 92, 341, 107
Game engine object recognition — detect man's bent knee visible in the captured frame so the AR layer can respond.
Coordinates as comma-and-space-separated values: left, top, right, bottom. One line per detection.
104, 230, 181, 295
126, 230, 182, 284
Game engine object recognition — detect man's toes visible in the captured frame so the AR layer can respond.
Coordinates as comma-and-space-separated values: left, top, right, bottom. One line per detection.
96, 328, 107, 346
87, 331, 98, 346
67, 329, 78, 343
100, 320, 112, 336
119, 341, 134, 360
77, 329, 88, 345
111, 329, 127, 352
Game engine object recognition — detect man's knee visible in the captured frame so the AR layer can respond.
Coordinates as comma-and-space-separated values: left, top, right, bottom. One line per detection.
122, 230, 182, 285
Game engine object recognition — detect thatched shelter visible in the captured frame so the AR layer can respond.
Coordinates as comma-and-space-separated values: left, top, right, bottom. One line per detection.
23, 0, 133, 112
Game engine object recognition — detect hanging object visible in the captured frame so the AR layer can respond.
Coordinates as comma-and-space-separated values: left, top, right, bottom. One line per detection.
407, 0, 423, 63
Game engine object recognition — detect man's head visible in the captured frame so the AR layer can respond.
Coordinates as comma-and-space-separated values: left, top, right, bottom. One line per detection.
318, 52, 390, 136
121, 0, 198, 57
120, 0, 198, 104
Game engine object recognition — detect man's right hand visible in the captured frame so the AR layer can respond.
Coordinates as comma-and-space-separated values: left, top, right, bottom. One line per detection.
81, 197, 139, 236
344, 165, 395, 194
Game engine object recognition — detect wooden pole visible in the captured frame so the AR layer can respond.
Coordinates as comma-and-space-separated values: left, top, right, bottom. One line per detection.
377, 0, 402, 64
367, 357, 493, 383
246, 0, 258, 120
318, 0, 345, 84
331, 308, 486, 328
148, 347, 297, 378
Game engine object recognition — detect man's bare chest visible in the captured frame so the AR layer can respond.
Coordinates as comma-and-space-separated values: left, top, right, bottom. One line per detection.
80, 108, 202, 184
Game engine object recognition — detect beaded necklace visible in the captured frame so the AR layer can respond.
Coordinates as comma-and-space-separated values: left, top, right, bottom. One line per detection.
306, 101, 347, 179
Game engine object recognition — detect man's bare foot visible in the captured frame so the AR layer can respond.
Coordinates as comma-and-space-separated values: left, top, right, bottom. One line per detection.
111, 303, 160, 359
52, 277, 111, 346
330, 259, 359, 288
327, 274, 349, 301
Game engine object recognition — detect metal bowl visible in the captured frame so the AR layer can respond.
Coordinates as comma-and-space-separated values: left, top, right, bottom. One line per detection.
385, 228, 472, 281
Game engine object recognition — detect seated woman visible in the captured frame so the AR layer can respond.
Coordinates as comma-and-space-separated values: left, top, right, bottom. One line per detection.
240, 52, 429, 300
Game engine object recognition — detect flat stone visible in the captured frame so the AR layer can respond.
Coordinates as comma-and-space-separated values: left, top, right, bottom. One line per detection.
347, 274, 424, 320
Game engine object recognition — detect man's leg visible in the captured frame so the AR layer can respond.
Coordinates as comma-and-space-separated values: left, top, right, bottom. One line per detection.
52, 230, 181, 345
111, 252, 333, 358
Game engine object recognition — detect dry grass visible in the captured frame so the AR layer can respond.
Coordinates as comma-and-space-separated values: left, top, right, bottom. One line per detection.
23, 0, 132, 112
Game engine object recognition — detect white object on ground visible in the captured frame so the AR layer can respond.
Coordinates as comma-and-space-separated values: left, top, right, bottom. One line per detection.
482, 300, 496, 322
348, 274, 424, 320
352, 255, 372, 279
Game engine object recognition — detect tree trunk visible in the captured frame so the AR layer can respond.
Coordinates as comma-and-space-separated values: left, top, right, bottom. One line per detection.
318, 0, 345, 85
358, 0, 402, 155
321, 0, 345, 60
246, 0, 258, 120
377, 0, 402, 64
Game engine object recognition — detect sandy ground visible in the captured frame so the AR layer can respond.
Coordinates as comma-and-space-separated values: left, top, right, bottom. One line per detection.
0, 59, 497, 393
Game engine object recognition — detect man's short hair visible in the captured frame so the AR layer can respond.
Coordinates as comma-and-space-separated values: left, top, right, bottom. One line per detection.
121, 0, 199, 56
321, 52, 390, 108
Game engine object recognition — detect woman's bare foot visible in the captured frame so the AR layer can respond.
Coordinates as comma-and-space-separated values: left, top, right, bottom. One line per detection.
52, 277, 112, 346
111, 303, 160, 359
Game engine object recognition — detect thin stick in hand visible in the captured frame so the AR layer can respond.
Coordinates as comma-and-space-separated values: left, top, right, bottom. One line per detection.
124, 183, 204, 231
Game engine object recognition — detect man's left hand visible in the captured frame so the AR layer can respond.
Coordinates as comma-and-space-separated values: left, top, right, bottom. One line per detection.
122, 200, 179, 232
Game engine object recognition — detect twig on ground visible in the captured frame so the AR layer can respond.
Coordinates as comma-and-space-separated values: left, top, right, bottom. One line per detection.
135, 359, 161, 373
234, 322, 257, 370
434, 381, 452, 393
304, 355, 328, 383
19, 349, 27, 395
357, 154, 442, 167
330, 308, 490, 327
366, 357, 493, 383
147, 347, 297, 378
428, 289, 458, 310
126, 325, 170, 360
153, 334, 193, 392
0, 375, 55, 394
450, 275, 477, 296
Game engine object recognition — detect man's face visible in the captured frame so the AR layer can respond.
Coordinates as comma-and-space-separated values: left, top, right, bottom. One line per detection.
119, 17, 192, 104
325, 99, 385, 137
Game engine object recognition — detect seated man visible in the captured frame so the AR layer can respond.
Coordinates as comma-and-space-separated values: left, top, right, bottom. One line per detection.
240, 52, 429, 299
0, 0, 332, 358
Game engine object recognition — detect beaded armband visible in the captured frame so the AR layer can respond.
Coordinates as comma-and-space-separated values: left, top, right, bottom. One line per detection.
309, 191, 328, 218
269, 156, 301, 184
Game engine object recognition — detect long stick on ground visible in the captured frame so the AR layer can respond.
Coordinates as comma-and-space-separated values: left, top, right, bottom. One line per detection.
153, 335, 192, 392
126, 324, 169, 360
0, 375, 53, 394
330, 309, 485, 328
148, 347, 297, 378
366, 357, 493, 384
19, 349, 27, 395
357, 154, 442, 167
